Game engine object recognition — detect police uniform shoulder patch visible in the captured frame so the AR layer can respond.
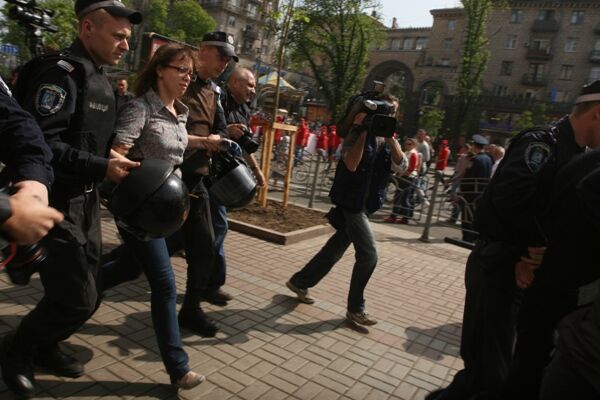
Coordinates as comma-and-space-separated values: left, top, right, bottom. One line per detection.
524, 142, 551, 173
35, 84, 67, 116
56, 59, 75, 73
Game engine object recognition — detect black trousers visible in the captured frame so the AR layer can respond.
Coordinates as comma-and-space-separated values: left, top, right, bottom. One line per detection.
438, 241, 518, 399
15, 189, 102, 351
166, 174, 216, 309
540, 351, 600, 400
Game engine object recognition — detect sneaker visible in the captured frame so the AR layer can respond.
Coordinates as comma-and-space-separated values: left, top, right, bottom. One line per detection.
174, 371, 205, 390
178, 307, 219, 337
33, 344, 84, 378
286, 280, 314, 304
200, 289, 233, 306
383, 216, 397, 223
0, 334, 36, 398
423, 199, 431, 208
346, 310, 378, 326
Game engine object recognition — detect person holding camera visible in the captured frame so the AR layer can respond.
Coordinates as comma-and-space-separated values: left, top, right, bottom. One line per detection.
0, 77, 63, 258
169, 31, 239, 337
286, 94, 404, 326
1, 1, 141, 396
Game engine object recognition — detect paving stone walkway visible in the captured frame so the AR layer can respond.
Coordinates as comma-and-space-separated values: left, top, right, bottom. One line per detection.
0, 210, 470, 400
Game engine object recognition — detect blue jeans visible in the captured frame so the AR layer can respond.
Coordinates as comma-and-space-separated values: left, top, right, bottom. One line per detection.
290, 209, 378, 312
102, 228, 190, 383
207, 196, 228, 291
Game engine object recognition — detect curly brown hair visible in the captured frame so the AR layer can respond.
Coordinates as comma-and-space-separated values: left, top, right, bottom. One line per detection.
135, 44, 195, 97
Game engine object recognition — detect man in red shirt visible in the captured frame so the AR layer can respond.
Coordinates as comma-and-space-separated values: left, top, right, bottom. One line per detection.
436, 139, 451, 172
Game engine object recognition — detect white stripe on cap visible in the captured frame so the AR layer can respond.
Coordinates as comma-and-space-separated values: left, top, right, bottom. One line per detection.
575, 93, 600, 104
77, 0, 126, 18
202, 40, 235, 50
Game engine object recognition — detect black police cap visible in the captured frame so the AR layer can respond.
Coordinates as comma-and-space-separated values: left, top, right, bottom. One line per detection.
75, 0, 142, 24
575, 80, 600, 104
202, 31, 239, 62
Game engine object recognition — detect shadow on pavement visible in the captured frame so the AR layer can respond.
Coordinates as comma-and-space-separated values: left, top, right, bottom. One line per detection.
403, 322, 462, 361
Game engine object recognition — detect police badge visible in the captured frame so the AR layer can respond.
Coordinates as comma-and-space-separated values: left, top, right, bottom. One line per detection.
35, 84, 67, 116
525, 142, 551, 173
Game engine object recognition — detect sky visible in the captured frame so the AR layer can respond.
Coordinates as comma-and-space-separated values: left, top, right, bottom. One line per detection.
378, 0, 463, 29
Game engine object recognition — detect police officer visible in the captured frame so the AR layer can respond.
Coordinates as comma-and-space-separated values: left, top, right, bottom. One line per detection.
221, 67, 265, 186
0, 1, 141, 396
426, 81, 600, 400
0, 77, 63, 251
459, 134, 493, 243
171, 31, 238, 337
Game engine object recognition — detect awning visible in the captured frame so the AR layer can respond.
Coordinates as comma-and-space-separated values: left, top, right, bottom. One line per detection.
258, 72, 295, 89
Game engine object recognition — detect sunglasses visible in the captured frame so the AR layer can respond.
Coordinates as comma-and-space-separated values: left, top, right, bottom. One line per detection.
165, 65, 197, 82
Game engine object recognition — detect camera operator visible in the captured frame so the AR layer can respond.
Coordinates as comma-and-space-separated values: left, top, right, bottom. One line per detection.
220, 67, 265, 186
0, 77, 63, 249
0, 1, 141, 397
286, 94, 404, 326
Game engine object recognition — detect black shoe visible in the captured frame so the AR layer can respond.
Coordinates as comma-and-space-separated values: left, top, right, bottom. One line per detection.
178, 308, 219, 337
425, 389, 445, 400
0, 333, 36, 398
200, 289, 232, 306
33, 344, 84, 378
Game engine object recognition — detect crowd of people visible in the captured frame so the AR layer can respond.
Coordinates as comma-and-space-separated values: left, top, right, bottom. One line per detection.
3, 0, 600, 398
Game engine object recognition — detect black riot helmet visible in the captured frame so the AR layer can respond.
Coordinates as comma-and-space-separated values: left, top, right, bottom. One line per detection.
107, 159, 190, 240
209, 152, 257, 208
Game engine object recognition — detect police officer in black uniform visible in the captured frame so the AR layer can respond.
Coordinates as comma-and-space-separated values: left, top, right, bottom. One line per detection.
0, 2, 141, 397
0, 77, 63, 255
427, 81, 600, 400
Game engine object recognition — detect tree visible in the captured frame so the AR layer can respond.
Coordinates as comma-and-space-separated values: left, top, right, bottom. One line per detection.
512, 102, 551, 135
419, 108, 446, 138
289, 0, 383, 120
452, 0, 495, 137
144, 0, 215, 46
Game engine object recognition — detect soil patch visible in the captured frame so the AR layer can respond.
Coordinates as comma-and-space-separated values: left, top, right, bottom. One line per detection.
228, 199, 328, 233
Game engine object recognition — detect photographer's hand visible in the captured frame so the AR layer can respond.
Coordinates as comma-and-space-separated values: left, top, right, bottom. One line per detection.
13, 180, 49, 205
3, 190, 63, 245
386, 136, 405, 165
226, 124, 246, 140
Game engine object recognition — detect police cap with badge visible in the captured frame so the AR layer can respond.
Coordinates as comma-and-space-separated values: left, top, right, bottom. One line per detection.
472, 134, 488, 146
575, 80, 600, 105
202, 31, 239, 62
74, 0, 142, 23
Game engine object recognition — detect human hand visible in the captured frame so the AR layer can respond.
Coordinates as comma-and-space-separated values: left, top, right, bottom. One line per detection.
13, 180, 49, 205
515, 260, 536, 289
3, 190, 63, 244
105, 157, 140, 183
227, 124, 246, 140
353, 112, 367, 126
520, 246, 546, 267
253, 167, 266, 187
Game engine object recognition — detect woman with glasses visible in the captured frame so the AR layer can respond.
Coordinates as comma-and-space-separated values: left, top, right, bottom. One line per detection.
101, 44, 204, 390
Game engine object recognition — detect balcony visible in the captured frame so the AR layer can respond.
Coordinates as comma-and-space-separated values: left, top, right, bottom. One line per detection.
590, 50, 600, 63
531, 19, 559, 32
243, 27, 259, 41
526, 48, 552, 60
521, 73, 548, 86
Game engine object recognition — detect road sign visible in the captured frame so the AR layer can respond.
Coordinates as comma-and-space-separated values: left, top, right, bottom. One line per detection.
0, 44, 19, 55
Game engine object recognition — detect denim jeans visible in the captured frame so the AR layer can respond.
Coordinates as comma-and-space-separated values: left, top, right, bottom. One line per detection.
102, 228, 190, 383
290, 209, 378, 312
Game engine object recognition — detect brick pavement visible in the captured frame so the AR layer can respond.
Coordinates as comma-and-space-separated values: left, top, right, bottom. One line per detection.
0, 210, 470, 400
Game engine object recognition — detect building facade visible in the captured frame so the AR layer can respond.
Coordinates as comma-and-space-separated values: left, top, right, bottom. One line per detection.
366, 0, 600, 138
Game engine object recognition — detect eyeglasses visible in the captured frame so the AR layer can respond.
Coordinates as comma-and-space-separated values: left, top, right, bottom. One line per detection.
165, 65, 197, 81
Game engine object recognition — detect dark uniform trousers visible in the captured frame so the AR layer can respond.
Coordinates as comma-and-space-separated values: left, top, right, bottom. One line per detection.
15, 188, 102, 351
440, 240, 519, 399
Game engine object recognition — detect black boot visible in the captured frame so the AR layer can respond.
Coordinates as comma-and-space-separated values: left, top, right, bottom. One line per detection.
178, 307, 219, 337
0, 333, 36, 398
33, 344, 84, 378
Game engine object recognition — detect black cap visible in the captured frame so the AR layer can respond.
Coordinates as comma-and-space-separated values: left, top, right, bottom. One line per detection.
575, 80, 600, 104
75, 0, 142, 24
201, 31, 239, 62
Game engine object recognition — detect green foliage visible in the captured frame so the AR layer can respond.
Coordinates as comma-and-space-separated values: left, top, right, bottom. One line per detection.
512, 102, 550, 134
419, 108, 446, 138
145, 0, 215, 46
288, 0, 383, 120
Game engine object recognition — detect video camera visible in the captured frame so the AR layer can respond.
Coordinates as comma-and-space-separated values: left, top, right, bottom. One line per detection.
6, 0, 57, 56
337, 81, 397, 139
237, 127, 260, 154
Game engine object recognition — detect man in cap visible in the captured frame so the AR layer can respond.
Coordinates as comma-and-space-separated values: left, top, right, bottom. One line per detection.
427, 81, 600, 400
0, 1, 141, 396
459, 134, 493, 242
171, 31, 238, 337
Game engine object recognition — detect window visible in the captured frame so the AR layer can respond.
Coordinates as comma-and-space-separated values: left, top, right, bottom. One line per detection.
590, 67, 600, 83
531, 39, 550, 52
510, 9, 523, 23
247, 3, 257, 17
227, 15, 236, 27
448, 19, 456, 31
403, 38, 414, 50
525, 90, 536, 100
595, 39, 600, 51
559, 65, 574, 80
537, 9, 555, 21
505, 35, 518, 49
500, 61, 513, 76
415, 37, 427, 50
564, 38, 578, 53
493, 85, 509, 96
392, 38, 402, 50
443, 38, 453, 49
528, 63, 545, 79
571, 11, 584, 25
439, 58, 450, 67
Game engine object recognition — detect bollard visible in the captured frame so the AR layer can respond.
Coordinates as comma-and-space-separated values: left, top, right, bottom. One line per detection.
419, 171, 443, 242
